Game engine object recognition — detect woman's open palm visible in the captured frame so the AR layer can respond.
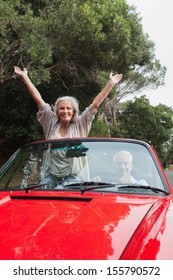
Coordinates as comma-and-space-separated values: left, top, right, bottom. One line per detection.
109, 72, 123, 86
14, 66, 28, 78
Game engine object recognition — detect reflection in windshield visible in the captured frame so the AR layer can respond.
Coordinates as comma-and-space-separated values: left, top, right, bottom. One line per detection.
0, 140, 165, 192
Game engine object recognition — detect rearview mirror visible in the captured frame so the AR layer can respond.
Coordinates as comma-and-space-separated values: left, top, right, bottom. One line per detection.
66, 145, 89, 158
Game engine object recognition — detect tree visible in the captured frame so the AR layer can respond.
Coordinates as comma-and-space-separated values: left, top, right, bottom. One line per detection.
164, 134, 173, 164
0, 0, 167, 162
0, 0, 52, 84
112, 96, 173, 158
1, 0, 165, 91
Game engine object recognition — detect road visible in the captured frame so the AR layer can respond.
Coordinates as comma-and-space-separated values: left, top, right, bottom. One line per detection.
165, 171, 173, 188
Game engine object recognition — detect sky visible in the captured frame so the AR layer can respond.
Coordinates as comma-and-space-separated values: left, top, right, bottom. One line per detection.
126, 0, 173, 107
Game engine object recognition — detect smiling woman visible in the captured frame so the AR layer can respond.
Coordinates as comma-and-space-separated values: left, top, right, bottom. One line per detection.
13, 66, 122, 187
13, 66, 123, 139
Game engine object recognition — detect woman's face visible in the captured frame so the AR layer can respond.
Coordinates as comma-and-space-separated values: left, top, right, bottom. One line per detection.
56, 101, 74, 123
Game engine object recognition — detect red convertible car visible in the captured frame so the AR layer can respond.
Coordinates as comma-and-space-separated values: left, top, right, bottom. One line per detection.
0, 137, 173, 260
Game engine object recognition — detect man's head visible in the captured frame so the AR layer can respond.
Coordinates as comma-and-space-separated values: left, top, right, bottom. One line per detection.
113, 151, 133, 182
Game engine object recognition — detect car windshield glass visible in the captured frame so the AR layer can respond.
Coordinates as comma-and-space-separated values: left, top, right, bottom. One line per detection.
0, 139, 167, 194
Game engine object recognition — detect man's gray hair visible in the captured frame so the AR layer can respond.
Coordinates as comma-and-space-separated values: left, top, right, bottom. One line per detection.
113, 150, 133, 162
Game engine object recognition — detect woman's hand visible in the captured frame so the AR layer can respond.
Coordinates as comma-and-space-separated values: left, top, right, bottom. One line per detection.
91, 71, 123, 111
109, 72, 123, 86
14, 66, 28, 79
13, 66, 46, 107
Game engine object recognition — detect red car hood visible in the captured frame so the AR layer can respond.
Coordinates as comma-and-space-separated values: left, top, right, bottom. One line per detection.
0, 191, 173, 260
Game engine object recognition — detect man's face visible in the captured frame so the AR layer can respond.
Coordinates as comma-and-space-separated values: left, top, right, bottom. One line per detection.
113, 152, 133, 180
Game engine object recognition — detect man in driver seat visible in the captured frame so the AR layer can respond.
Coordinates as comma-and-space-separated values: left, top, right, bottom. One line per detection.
113, 151, 148, 185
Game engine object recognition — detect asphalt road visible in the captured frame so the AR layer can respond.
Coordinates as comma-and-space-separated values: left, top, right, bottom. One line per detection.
165, 171, 173, 188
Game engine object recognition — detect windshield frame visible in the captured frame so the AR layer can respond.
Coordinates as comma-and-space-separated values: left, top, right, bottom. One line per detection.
0, 137, 170, 195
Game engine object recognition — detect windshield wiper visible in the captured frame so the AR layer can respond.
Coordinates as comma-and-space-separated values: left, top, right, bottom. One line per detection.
23, 181, 114, 193
63, 181, 116, 194
118, 184, 169, 195
23, 182, 169, 196
23, 182, 62, 192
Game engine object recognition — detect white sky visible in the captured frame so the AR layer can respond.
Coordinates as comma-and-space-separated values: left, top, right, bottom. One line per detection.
126, 0, 173, 107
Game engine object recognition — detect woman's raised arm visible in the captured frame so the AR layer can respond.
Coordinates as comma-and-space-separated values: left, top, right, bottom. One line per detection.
14, 66, 46, 108
91, 72, 123, 113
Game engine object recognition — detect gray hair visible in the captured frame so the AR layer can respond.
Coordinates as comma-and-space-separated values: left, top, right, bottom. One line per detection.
113, 150, 133, 163
54, 96, 79, 121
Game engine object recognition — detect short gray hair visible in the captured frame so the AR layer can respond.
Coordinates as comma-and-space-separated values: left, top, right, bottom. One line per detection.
113, 150, 133, 163
54, 96, 79, 121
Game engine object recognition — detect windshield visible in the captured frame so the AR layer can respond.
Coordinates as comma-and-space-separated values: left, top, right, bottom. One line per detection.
0, 139, 167, 194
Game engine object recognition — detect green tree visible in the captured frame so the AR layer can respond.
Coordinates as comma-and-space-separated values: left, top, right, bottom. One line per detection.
0, 0, 167, 161
164, 134, 173, 164
1, 0, 165, 90
89, 119, 110, 137
112, 96, 173, 158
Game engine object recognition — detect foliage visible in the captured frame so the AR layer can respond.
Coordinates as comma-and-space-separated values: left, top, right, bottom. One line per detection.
0, 80, 44, 142
1, 0, 165, 90
113, 96, 173, 158
164, 135, 173, 164
0, 0, 169, 162
89, 119, 110, 137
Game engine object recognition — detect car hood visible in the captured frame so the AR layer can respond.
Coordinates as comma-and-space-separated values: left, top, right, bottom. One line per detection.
0, 191, 172, 260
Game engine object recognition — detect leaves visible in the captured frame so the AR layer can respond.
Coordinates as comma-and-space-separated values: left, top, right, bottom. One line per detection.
0, 0, 170, 163
1, 0, 165, 87
114, 96, 173, 157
